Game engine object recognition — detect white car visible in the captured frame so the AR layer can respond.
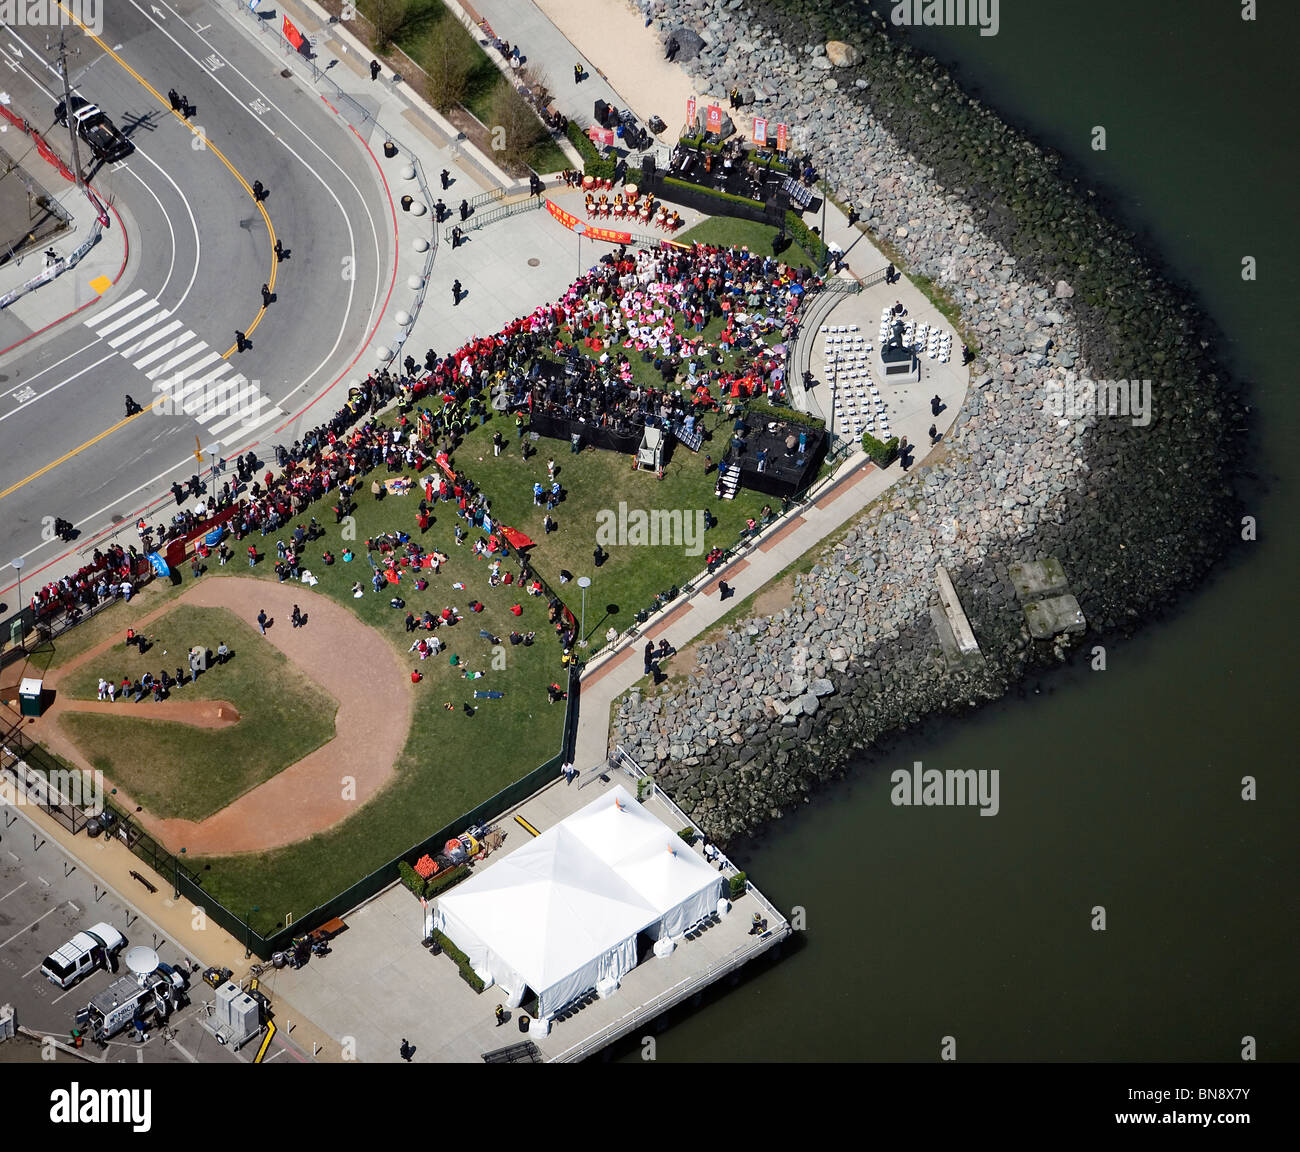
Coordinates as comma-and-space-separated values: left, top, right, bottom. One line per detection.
40, 923, 126, 989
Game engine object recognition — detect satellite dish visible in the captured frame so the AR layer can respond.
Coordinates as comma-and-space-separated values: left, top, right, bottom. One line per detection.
124, 946, 160, 977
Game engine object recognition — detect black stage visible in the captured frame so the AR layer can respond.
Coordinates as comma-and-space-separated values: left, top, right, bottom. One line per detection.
724, 413, 827, 498
528, 409, 643, 455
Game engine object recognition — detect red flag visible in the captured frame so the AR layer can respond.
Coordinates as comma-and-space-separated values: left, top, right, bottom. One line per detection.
283, 16, 305, 51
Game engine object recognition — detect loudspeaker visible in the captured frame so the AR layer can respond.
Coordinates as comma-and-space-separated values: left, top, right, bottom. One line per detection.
594, 98, 611, 127
641, 153, 656, 177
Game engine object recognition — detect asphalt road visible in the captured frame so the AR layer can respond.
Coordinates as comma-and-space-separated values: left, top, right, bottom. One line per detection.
0, 801, 311, 1064
0, 0, 393, 607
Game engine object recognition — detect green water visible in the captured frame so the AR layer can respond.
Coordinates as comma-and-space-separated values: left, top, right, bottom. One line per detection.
628, 0, 1299, 1062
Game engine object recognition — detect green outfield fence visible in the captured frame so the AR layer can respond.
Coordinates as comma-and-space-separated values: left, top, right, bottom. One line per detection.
4, 661, 581, 959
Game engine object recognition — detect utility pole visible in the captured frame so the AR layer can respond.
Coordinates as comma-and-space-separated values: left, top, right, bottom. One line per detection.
56, 29, 85, 192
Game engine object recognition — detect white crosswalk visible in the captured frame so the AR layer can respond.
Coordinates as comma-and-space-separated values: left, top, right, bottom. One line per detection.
85, 291, 285, 446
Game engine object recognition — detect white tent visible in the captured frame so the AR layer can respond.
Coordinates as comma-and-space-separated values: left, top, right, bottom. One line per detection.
431, 786, 722, 1017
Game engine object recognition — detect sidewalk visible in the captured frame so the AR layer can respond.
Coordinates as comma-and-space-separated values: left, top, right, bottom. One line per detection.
0, 178, 129, 356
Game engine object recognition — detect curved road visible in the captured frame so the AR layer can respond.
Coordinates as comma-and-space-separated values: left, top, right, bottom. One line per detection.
0, 0, 394, 606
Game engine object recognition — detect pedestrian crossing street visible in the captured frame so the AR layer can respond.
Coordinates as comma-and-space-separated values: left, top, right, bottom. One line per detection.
86, 289, 286, 446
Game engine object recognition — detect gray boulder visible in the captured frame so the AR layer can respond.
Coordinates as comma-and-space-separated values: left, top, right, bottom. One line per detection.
665, 27, 706, 63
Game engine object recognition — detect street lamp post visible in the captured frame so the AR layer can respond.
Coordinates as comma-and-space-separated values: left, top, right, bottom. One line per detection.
577, 576, 591, 648
206, 444, 221, 503
11, 557, 24, 638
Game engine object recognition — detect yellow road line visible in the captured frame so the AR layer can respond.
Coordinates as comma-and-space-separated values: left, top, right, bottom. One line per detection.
0, 5, 283, 502
0, 404, 159, 501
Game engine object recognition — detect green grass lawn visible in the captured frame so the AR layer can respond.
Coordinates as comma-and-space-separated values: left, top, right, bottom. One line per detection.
57, 606, 336, 822
676, 217, 816, 270
451, 416, 771, 647
371, 0, 568, 175
186, 460, 567, 935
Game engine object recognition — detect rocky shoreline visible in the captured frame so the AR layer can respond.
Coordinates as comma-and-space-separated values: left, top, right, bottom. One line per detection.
611, 0, 1248, 841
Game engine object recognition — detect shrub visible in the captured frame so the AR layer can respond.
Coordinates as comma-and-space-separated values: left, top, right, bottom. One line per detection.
584, 156, 617, 182
662, 175, 763, 209
397, 859, 426, 898
565, 120, 603, 166
677, 827, 696, 844
745, 398, 825, 430
424, 862, 470, 898
431, 929, 485, 992
861, 432, 899, 467
785, 211, 827, 268
728, 871, 748, 900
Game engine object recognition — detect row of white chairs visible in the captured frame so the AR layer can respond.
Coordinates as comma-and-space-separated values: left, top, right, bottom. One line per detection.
821, 324, 860, 333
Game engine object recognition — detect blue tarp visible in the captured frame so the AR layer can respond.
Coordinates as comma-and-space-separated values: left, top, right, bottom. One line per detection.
147, 552, 169, 578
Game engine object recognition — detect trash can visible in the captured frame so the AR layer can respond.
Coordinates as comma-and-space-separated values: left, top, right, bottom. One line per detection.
19, 678, 43, 718
9, 619, 23, 648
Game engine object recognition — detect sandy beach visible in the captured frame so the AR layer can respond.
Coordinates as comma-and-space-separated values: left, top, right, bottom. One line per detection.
535, 0, 710, 128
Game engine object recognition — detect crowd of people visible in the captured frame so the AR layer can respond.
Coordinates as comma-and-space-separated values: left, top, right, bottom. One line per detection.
27, 542, 146, 623
525, 242, 815, 435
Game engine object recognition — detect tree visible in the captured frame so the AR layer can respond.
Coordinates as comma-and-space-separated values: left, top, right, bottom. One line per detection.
487, 84, 547, 175
365, 0, 410, 51
420, 14, 472, 113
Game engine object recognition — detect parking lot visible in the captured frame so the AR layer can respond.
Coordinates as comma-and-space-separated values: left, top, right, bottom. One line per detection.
0, 802, 311, 1064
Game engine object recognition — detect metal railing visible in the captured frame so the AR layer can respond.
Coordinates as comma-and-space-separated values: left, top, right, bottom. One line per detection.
468, 186, 507, 210
550, 921, 788, 1062
443, 193, 544, 242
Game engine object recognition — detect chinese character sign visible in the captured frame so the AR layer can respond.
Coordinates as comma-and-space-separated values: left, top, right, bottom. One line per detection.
546, 199, 581, 232
687, 95, 697, 129
752, 116, 768, 145
776, 122, 788, 153
705, 104, 722, 133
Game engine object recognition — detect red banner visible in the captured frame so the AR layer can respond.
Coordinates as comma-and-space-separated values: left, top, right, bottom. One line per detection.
706, 104, 723, 133
687, 95, 696, 128
752, 116, 768, 145
776, 122, 788, 152
546, 199, 581, 233
283, 16, 305, 50
582, 225, 632, 245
